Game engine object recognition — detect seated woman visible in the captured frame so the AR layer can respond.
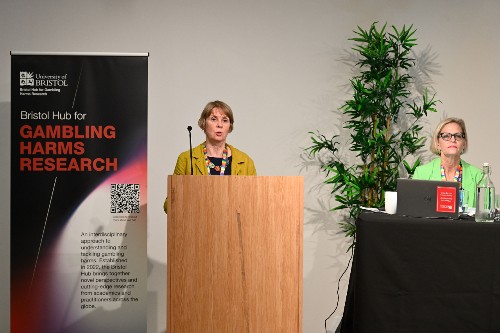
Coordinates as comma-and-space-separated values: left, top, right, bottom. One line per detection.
413, 117, 482, 207
164, 100, 256, 212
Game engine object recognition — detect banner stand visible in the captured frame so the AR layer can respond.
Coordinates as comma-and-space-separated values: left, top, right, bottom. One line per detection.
10, 52, 148, 333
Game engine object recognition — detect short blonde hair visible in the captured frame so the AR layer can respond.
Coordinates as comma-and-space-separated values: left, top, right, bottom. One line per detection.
430, 117, 468, 155
198, 100, 234, 133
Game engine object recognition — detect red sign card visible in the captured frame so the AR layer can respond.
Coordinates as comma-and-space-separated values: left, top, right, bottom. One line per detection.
436, 186, 457, 213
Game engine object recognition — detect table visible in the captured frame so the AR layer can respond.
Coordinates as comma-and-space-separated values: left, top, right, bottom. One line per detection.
340, 212, 500, 333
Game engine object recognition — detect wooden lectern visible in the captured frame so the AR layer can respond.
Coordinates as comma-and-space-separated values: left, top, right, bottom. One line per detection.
167, 175, 303, 332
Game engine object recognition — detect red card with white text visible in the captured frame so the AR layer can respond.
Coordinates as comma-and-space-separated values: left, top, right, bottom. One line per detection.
436, 186, 457, 213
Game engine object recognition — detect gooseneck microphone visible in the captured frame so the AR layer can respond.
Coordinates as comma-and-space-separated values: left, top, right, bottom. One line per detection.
187, 126, 193, 175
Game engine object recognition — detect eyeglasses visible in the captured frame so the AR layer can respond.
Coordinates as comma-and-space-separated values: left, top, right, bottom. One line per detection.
439, 132, 465, 141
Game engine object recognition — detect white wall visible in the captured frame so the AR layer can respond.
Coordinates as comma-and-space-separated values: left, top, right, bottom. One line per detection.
1, 1, 499, 332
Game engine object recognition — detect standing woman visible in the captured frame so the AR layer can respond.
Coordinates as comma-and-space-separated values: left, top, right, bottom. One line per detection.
164, 100, 256, 212
413, 117, 482, 207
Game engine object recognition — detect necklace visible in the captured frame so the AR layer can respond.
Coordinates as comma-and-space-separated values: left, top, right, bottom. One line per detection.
203, 144, 227, 175
440, 162, 463, 187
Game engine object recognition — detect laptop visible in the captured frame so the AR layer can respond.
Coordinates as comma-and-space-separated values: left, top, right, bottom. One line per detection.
396, 178, 460, 218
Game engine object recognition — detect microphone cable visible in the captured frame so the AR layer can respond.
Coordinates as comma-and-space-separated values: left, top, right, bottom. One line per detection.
324, 235, 355, 333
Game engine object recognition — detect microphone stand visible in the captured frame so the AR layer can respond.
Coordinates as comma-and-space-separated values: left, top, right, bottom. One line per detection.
187, 126, 193, 175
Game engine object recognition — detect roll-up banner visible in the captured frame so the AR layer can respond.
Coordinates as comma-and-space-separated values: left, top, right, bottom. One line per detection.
10, 52, 148, 333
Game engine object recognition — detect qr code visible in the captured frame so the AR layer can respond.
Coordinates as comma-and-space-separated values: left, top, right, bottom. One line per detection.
110, 184, 140, 213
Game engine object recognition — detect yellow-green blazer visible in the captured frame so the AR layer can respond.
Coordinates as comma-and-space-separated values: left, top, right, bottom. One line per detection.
164, 143, 256, 212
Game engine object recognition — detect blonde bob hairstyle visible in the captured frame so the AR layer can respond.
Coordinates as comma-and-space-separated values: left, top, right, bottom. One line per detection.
198, 100, 234, 133
430, 117, 468, 155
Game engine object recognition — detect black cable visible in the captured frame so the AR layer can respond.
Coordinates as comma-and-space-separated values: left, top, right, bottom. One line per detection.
324, 237, 355, 333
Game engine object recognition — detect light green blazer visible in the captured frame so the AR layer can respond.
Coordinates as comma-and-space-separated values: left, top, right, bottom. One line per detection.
164, 143, 256, 212
413, 157, 482, 207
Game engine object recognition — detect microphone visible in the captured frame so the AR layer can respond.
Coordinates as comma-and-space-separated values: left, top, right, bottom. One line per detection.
187, 126, 193, 175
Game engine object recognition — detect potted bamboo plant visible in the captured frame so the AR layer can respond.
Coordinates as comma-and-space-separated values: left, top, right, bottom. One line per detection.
307, 22, 439, 238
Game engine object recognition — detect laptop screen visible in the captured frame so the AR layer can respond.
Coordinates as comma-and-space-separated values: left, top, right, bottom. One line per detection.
396, 178, 460, 218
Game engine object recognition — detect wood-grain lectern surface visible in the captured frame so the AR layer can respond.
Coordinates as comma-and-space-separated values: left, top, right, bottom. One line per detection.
167, 175, 303, 333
